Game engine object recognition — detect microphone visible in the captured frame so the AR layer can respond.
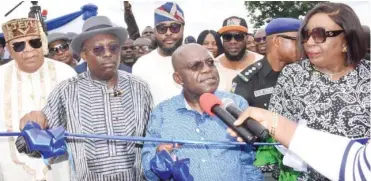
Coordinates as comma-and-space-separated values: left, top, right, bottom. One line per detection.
199, 93, 256, 143
222, 98, 269, 140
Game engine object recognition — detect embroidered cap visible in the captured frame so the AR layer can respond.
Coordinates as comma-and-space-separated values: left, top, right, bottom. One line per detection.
2, 18, 43, 43
155, 2, 185, 25
2, 18, 49, 55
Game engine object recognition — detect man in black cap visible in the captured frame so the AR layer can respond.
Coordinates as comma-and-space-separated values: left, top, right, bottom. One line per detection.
47, 32, 78, 67
216, 16, 263, 92
231, 17, 301, 181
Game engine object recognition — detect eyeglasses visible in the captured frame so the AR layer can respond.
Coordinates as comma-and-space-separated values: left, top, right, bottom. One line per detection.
155, 23, 182, 34
254, 37, 266, 43
302, 27, 344, 43
181, 59, 216, 72
12, 38, 42, 52
49, 43, 70, 56
84, 44, 120, 56
222, 33, 245, 42
134, 45, 150, 52
277, 35, 297, 41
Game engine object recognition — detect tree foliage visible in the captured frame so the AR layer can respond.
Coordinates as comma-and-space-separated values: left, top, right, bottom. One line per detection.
245, 1, 326, 29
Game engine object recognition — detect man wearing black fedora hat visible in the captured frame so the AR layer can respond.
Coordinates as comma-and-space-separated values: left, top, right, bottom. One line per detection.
18, 16, 153, 181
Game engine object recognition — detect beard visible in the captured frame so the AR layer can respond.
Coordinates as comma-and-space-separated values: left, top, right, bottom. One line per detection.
225, 47, 247, 61
156, 37, 183, 56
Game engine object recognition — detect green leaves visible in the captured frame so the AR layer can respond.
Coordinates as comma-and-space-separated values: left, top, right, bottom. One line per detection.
245, 1, 327, 30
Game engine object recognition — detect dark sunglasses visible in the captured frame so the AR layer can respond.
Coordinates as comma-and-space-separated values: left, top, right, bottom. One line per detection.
155, 23, 182, 34
134, 45, 150, 52
182, 59, 216, 72
277, 35, 297, 41
302, 27, 344, 43
49, 43, 69, 56
84, 44, 120, 56
254, 37, 266, 43
222, 33, 246, 42
12, 38, 42, 52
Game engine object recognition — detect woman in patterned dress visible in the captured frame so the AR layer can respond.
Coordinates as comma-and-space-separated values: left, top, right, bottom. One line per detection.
267, 2, 370, 181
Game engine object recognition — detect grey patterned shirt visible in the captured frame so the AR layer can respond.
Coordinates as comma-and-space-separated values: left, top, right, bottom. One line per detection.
268, 59, 370, 181
43, 70, 153, 181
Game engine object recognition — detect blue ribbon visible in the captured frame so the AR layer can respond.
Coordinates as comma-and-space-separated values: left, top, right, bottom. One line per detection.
21, 122, 67, 159
1, 122, 369, 159
150, 150, 194, 181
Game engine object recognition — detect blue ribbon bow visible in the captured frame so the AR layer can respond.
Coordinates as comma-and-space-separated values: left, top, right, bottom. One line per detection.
22, 121, 67, 159
150, 150, 194, 181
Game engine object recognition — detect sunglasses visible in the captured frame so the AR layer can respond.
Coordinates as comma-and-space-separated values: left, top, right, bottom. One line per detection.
182, 59, 216, 72
277, 35, 297, 41
12, 38, 42, 52
254, 37, 266, 43
222, 33, 246, 42
49, 43, 70, 57
134, 45, 150, 52
302, 27, 344, 43
155, 23, 182, 34
84, 44, 120, 56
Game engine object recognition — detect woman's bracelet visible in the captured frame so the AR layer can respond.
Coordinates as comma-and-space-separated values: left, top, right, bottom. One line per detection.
270, 112, 278, 137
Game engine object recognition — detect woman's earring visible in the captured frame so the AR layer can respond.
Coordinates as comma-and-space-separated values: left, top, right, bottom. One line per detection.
342, 46, 348, 52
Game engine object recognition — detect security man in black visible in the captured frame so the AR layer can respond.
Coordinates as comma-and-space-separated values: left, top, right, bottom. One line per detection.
231, 17, 302, 181
231, 18, 302, 110
231, 57, 280, 109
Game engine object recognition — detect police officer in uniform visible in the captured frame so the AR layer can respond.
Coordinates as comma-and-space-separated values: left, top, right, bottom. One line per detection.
231, 18, 302, 110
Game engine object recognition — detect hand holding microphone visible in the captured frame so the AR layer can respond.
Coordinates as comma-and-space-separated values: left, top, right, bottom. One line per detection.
228, 107, 276, 142
221, 98, 269, 140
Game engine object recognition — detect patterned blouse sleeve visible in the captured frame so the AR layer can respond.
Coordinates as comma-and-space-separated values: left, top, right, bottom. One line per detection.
268, 64, 298, 121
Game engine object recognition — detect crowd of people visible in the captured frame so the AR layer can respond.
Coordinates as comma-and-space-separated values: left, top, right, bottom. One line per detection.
0, 1, 369, 181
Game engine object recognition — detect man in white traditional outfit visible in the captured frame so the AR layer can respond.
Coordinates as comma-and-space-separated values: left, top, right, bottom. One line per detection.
0, 18, 76, 181
18, 16, 153, 181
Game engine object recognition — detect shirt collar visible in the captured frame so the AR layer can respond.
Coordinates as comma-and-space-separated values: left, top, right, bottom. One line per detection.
258, 56, 273, 78
86, 70, 121, 90
173, 90, 223, 112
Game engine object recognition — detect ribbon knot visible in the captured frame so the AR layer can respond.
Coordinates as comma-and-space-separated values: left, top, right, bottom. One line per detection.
21, 121, 67, 159
150, 150, 194, 181
81, 4, 98, 20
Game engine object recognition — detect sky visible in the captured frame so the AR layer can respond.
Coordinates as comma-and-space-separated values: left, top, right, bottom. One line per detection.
0, 1, 369, 38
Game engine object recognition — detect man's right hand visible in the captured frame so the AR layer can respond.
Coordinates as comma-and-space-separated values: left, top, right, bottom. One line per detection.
19, 111, 48, 131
